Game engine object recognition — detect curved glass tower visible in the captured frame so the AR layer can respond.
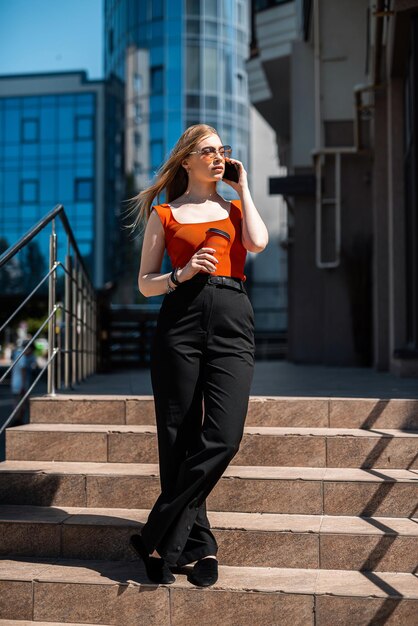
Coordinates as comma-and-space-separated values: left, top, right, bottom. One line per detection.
104, 0, 250, 200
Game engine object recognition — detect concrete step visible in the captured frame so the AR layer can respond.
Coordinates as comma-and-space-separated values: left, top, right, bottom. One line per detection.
29, 395, 418, 429
0, 505, 417, 573
6, 423, 418, 469
0, 461, 416, 517
1, 557, 417, 625
0, 622, 112, 626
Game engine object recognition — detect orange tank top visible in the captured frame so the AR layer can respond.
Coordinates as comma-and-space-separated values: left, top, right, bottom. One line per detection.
152, 199, 248, 281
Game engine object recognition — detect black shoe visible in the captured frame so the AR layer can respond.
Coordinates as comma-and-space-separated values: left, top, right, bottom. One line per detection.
129, 534, 175, 584
188, 557, 218, 587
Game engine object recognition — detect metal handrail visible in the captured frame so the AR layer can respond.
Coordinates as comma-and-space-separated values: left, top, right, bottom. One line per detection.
0, 204, 97, 436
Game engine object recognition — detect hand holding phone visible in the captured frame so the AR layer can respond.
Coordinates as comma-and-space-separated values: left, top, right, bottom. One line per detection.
222, 160, 240, 183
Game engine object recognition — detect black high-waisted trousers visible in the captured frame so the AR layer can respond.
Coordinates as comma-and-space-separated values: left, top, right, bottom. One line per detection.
140, 273, 255, 567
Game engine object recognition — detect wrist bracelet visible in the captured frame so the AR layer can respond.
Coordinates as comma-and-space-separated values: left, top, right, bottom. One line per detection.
170, 267, 182, 286
167, 275, 175, 293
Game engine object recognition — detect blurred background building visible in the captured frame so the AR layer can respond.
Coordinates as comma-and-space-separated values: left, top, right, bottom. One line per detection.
248, 0, 418, 376
1, 0, 416, 376
100, 0, 288, 355
0, 71, 124, 288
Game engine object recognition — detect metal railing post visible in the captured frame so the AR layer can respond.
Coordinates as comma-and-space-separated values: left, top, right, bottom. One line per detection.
72, 255, 78, 386
77, 265, 83, 382
0, 203, 98, 434
65, 246, 72, 388
47, 220, 57, 395
56, 303, 62, 391
82, 273, 87, 380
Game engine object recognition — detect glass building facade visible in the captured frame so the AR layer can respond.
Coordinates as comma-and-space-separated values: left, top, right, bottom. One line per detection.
0, 72, 123, 290
104, 0, 250, 189
104, 0, 251, 301
0, 92, 95, 263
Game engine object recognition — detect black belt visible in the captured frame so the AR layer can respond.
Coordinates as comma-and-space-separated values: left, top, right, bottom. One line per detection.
180, 273, 245, 292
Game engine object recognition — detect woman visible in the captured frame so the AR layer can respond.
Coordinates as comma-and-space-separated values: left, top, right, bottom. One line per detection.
128, 124, 268, 587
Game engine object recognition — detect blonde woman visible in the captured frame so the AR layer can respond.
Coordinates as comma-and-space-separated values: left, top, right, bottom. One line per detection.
128, 124, 268, 587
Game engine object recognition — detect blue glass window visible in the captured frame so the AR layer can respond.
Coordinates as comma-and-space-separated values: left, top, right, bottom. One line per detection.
152, 0, 164, 18
151, 140, 164, 170
75, 178, 93, 202
135, 103, 143, 123
5, 98, 20, 108
205, 21, 218, 36
40, 107, 56, 142
40, 95, 56, 106
76, 94, 94, 106
76, 93, 95, 114
151, 66, 164, 93
205, 95, 218, 109
205, 0, 217, 17
187, 19, 200, 34
4, 172, 19, 203
21, 180, 39, 203
22, 118, 39, 142
204, 44, 217, 91
4, 145, 19, 159
58, 170, 73, 202
5, 109, 20, 143
151, 45, 164, 66
151, 21, 163, 39
23, 96, 40, 109
187, 44, 200, 90
58, 108, 74, 140
134, 74, 143, 93
187, 0, 200, 14
75, 116, 93, 140
59, 95, 74, 106
187, 94, 200, 108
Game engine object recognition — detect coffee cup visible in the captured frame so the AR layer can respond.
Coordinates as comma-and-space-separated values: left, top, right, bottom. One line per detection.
203, 228, 231, 262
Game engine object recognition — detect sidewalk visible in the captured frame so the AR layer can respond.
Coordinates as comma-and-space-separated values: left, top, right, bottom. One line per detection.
49, 360, 418, 399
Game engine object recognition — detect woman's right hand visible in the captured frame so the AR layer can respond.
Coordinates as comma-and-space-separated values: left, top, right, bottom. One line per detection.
177, 247, 219, 283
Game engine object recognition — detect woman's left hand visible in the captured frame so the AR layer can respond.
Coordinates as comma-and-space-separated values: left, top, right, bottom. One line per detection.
222, 158, 248, 192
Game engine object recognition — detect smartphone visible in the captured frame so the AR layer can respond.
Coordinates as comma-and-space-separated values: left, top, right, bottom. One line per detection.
222, 160, 240, 183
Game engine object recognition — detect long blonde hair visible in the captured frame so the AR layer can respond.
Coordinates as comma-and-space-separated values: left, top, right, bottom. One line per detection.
123, 124, 219, 236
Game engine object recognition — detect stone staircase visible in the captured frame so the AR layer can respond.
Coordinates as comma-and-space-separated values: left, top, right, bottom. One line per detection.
0, 395, 417, 625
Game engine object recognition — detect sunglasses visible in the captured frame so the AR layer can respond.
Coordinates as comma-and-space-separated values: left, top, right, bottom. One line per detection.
189, 145, 232, 159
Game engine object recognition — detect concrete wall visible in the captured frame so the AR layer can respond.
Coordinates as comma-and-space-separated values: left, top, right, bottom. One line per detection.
289, 147, 373, 365
287, 0, 374, 365
249, 105, 288, 331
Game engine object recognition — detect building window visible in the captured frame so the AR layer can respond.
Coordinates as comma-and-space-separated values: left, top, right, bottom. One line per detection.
134, 162, 143, 175
205, 0, 217, 17
21, 180, 39, 203
151, 66, 164, 94
151, 140, 164, 170
75, 178, 93, 202
187, 94, 200, 108
204, 45, 217, 91
186, 0, 200, 14
187, 18, 200, 35
134, 103, 143, 124
152, 0, 164, 18
134, 131, 141, 147
109, 28, 114, 54
75, 116, 93, 140
237, 73, 246, 96
255, 0, 293, 9
134, 73, 143, 93
205, 95, 218, 109
22, 118, 39, 143
187, 44, 200, 90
